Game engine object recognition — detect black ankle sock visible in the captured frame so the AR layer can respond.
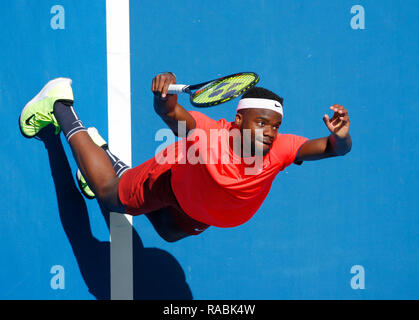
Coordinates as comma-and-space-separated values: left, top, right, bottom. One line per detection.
53, 100, 87, 141
103, 147, 130, 177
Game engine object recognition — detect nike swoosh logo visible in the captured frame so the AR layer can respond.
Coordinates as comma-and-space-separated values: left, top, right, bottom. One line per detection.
25, 114, 35, 125
274, 103, 281, 108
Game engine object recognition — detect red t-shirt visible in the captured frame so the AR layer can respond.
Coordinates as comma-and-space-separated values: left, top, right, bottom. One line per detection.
164, 111, 308, 228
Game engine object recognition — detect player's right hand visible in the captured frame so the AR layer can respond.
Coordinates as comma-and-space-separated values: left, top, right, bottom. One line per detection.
152, 72, 177, 99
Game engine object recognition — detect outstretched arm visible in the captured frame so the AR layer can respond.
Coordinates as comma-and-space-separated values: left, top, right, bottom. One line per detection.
294, 104, 352, 162
152, 72, 196, 136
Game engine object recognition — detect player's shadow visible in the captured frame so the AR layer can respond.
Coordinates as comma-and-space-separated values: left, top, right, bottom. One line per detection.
37, 125, 193, 300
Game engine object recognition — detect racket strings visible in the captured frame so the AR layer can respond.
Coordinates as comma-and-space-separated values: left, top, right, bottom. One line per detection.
192, 73, 258, 106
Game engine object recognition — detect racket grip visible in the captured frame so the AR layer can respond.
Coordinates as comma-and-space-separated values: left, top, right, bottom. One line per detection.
167, 84, 187, 94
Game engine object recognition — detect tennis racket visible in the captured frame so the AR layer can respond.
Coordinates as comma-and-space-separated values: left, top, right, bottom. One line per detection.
167, 72, 259, 107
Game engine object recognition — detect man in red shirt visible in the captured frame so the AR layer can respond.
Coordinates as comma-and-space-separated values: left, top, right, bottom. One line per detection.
20, 73, 352, 242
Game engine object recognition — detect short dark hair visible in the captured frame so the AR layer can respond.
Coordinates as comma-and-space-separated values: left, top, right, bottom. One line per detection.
241, 86, 284, 106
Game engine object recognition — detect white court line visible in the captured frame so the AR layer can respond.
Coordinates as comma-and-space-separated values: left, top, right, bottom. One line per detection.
106, 0, 133, 300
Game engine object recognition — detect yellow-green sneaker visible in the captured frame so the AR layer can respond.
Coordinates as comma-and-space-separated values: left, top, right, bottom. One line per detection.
19, 78, 74, 138
76, 169, 96, 199
76, 127, 108, 199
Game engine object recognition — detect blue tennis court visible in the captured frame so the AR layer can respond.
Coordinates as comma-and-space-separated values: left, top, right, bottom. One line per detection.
1, 0, 418, 300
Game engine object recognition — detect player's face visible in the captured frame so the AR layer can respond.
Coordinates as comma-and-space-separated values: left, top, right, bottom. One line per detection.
236, 108, 282, 156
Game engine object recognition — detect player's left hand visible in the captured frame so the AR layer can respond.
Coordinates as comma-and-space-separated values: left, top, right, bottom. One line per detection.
323, 104, 350, 139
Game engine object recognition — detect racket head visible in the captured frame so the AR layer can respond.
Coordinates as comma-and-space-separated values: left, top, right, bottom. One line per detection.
190, 72, 259, 107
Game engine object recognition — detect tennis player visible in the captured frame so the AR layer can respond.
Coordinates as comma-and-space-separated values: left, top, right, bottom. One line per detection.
19, 72, 352, 242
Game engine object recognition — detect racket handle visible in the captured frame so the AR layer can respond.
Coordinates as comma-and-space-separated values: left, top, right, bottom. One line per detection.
167, 84, 187, 94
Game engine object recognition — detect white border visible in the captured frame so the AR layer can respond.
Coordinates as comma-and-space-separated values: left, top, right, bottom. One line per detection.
106, 0, 133, 300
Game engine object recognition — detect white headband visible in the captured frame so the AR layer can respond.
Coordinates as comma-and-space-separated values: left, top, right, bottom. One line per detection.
237, 98, 283, 117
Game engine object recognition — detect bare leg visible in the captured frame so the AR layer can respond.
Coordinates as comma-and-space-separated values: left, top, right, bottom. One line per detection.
68, 131, 124, 213
51, 99, 124, 212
